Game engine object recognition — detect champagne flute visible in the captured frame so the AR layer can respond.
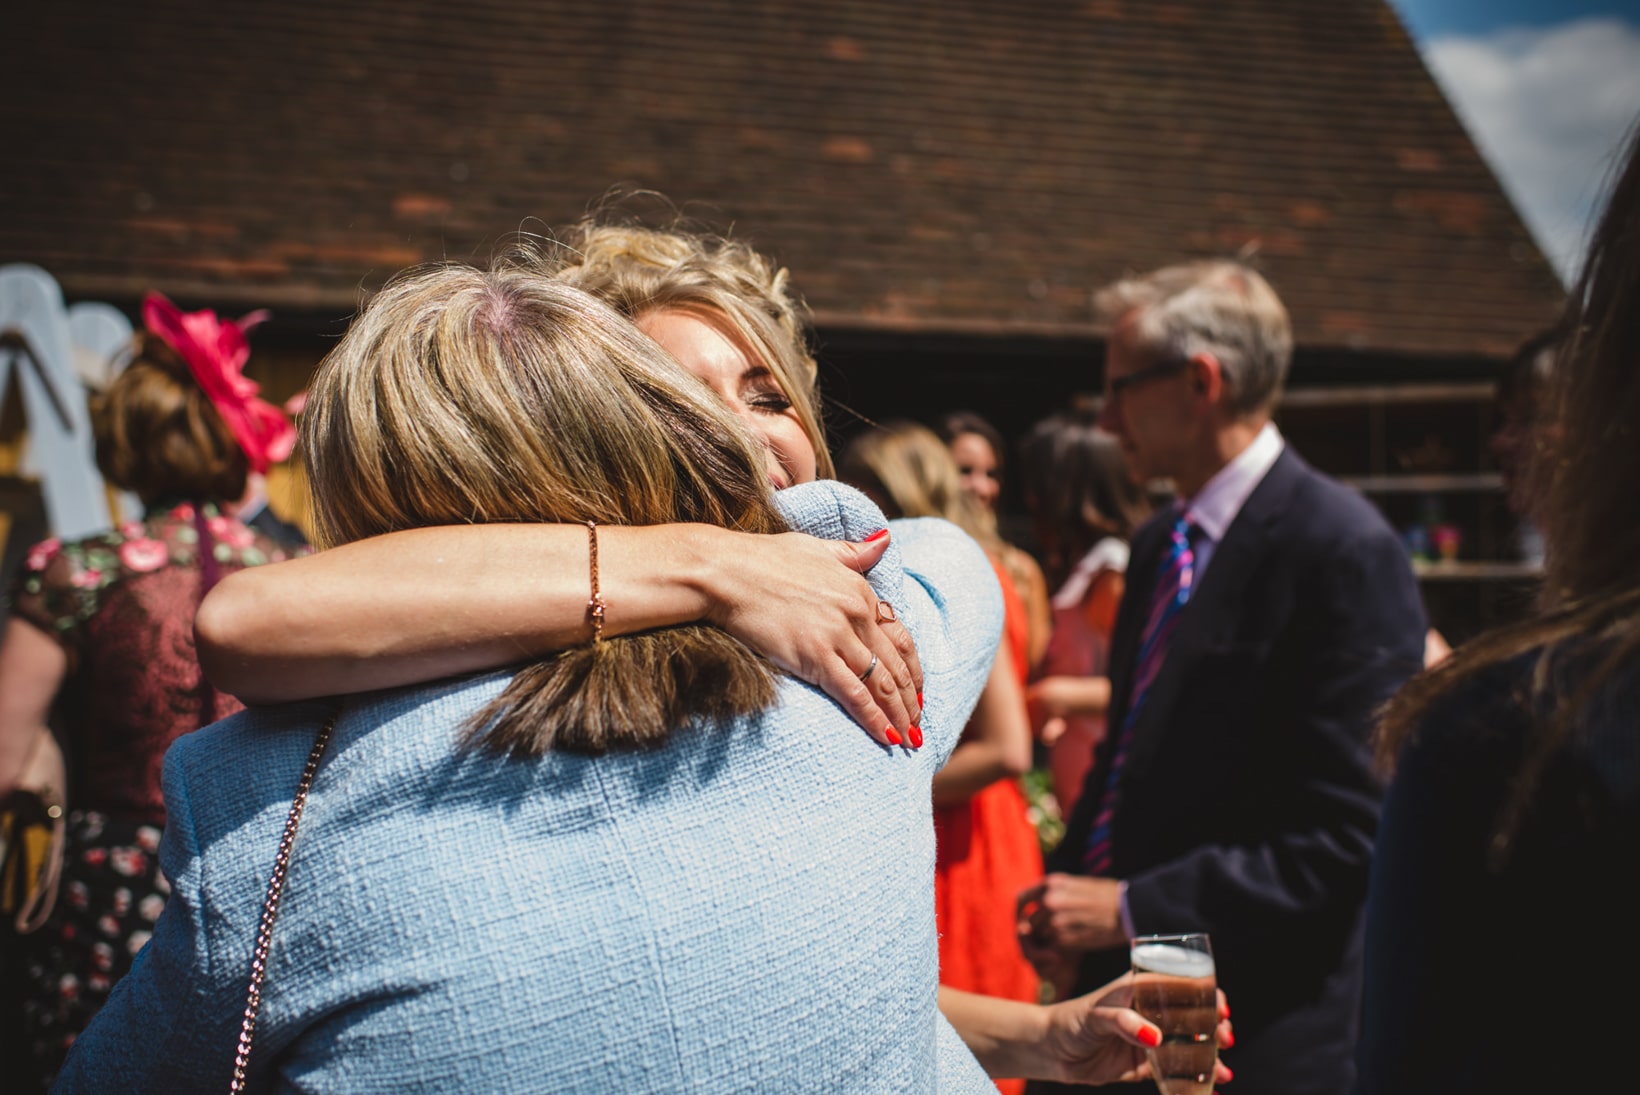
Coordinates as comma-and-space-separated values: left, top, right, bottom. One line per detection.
1130, 933, 1217, 1095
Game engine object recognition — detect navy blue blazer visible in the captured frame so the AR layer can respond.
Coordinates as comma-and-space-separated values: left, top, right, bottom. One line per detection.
1042, 446, 1425, 1095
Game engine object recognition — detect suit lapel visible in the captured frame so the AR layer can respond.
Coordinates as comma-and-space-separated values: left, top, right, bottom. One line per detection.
1118, 448, 1306, 782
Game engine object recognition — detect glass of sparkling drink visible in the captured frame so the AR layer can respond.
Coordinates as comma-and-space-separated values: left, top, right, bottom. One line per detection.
1130, 933, 1217, 1095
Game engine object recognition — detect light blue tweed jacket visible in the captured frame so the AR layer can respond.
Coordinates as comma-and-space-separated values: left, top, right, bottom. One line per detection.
57, 482, 1004, 1094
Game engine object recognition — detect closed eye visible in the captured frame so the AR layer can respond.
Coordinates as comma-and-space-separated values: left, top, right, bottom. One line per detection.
741, 368, 793, 414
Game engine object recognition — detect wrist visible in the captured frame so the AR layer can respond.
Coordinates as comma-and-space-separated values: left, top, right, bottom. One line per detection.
674, 524, 743, 627
942, 988, 1053, 1081
1015, 1000, 1056, 1080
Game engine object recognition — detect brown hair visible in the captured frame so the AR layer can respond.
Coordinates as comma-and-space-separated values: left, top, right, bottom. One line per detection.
302, 261, 788, 755
549, 219, 835, 478
1018, 404, 1151, 588
937, 411, 1007, 476
1377, 121, 1640, 862
92, 332, 249, 505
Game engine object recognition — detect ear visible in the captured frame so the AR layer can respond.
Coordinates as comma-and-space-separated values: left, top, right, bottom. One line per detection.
1188, 352, 1225, 405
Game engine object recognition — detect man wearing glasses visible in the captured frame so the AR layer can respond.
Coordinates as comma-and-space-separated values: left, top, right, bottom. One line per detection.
1018, 261, 1424, 1095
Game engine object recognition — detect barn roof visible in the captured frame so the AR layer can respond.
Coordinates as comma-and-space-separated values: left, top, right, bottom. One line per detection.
2, 0, 1562, 357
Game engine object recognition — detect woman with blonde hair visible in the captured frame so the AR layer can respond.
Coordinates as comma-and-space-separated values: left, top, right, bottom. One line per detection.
839, 420, 1043, 1095
60, 263, 1205, 1091
197, 222, 920, 745
0, 296, 298, 1088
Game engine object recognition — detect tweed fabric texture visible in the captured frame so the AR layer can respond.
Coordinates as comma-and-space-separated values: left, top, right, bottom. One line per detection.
56, 481, 1003, 1093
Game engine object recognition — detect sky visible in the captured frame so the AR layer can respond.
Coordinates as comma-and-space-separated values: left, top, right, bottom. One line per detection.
1391, 1, 1640, 281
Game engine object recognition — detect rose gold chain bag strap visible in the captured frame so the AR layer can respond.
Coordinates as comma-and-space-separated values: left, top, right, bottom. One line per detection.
229, 708, 338, 1094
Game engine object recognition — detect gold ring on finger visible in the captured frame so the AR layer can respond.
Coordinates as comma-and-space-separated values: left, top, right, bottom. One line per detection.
876, 600, 897, 624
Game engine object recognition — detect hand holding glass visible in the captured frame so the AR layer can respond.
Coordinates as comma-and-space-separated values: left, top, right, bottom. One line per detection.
1130, 933, 1218, 1095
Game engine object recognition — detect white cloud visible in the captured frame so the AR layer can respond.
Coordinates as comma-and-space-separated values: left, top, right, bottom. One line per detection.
1423, 17, 1640, 282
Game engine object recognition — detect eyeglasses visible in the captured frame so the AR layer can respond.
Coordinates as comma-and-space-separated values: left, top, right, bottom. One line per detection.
1106, 357, 1189, 399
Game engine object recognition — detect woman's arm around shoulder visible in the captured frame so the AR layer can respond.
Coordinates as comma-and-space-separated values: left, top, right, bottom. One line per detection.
195, 520, 921, 742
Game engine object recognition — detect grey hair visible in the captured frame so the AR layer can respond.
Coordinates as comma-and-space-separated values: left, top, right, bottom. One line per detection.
1094, 260, 1292, 416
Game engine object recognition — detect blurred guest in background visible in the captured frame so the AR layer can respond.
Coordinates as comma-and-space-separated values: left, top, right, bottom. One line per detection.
0, 294, 296, 1088
1490, 324, 1563, 566
1017, 406, 1150, 818
1019, 261, 1425, 1095
939, 412, 1052, 669
1357, 121, 1640, 1094
839, 421, 1041, 1093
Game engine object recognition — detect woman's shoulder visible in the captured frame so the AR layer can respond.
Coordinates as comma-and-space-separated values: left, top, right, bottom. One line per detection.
1403, 655, 1536, 760
774, 480, 999, 617
149, 502, 302, 568
6, 525, 135, 639
1406, 645, 1640, 806
6, 503, 296, 640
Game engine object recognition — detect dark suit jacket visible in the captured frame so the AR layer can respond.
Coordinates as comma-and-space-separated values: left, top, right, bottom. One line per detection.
1039, 446, 1425, 1095
1355, 651, 1640, 1093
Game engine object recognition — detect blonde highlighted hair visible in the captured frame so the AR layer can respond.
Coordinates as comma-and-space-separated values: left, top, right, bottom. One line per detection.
548, 221, 835, 478
302, 262, 787, 754
837, 420, 994, 549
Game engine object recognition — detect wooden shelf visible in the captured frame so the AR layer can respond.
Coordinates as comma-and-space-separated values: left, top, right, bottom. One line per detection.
1341, 472, 1504, 493
1411, 560, 1542, 582
1281, 381, 1497, 408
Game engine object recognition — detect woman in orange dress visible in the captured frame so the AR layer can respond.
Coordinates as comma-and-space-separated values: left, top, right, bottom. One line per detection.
839, 421, 1041, 1095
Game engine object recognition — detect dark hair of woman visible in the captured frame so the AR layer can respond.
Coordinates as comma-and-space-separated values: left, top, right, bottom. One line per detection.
92, 332, 250, 506
1497, 323, 1566, 412
937, 411, 1007, 473
1017, 404, 1151, 590
1377, 121, 1640, 860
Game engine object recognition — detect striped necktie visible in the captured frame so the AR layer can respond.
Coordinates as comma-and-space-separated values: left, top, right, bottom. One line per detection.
1082, 512, 1198, 874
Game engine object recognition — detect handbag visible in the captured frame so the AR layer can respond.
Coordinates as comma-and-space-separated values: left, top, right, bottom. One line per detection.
229, 708, 337, 1094
0, 726, 68, 934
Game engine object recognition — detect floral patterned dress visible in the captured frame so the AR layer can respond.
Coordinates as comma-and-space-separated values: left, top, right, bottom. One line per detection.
4, 502, 295, 1088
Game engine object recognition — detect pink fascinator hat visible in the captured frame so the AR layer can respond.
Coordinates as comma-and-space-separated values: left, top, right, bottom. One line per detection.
141, 292, 295, 474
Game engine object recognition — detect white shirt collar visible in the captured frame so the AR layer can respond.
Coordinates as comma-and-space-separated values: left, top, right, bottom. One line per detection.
1182, 422, 1285, 542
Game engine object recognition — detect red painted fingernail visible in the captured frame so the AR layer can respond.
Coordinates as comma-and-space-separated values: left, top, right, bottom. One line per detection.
908, 726, 924, 748
1222, 1067, 1233, 1082
884, 727, 902, 746
916, 691, 923, 706
1223, 1029, 1234, 1048
1138, 1025, 1161, 1049
864, 528, 889, 542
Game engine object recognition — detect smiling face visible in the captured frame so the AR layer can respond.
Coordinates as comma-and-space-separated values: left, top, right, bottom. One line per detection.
949, 431, 1002, 511
637, 307, 820, 489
